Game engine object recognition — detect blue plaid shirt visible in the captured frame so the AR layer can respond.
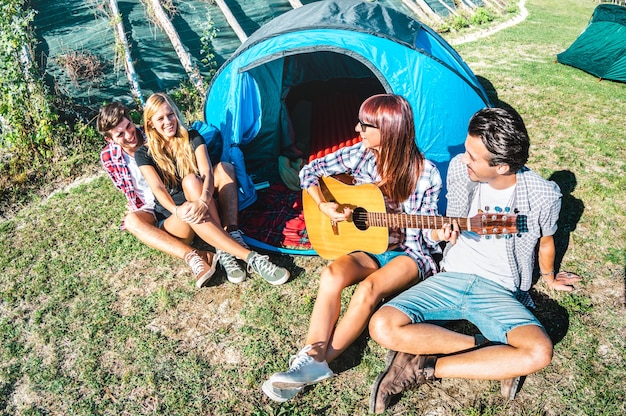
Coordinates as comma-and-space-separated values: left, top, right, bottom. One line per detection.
300, 142, 442, 278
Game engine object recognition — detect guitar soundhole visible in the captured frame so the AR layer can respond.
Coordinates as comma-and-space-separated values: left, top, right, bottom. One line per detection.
352, 207, 369, 231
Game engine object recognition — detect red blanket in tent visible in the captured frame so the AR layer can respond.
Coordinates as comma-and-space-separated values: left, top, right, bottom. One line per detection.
239, 183, 311, 250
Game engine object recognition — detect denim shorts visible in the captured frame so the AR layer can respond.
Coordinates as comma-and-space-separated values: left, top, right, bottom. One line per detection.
366, 248, 412, 268
383, 272, 543, 344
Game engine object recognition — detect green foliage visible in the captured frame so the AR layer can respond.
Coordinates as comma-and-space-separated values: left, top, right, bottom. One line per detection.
0, 1, 56, 164
450, 14, 470, 31
199, 13, 219, 79
470, 7, 495, 26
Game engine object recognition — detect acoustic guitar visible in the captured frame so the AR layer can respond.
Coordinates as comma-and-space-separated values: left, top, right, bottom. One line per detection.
303, 176, 526, 260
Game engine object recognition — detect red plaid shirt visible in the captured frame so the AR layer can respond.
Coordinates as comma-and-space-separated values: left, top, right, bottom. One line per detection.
101, 142, 144, 212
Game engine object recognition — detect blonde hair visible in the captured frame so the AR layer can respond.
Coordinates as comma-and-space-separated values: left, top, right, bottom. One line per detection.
143, 93, 198, 188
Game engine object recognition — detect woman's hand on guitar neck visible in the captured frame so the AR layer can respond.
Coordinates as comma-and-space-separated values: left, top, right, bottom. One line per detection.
318, 201, 352, 223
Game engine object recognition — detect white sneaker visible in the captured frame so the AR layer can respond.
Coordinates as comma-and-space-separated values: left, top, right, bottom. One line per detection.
268, 345, 334, 388
261, 380, 303, 403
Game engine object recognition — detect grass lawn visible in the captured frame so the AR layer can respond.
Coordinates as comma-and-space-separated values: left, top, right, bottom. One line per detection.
1, 0, 625, 414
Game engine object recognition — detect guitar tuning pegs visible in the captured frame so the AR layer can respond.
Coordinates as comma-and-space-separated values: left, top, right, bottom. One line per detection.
495, 206, 502, 213
505, 234, 512, 239
517, 233, 522, 237
485, 235, 492, 240
484, 206, 490, 212
505, 207, 511, 213
478, 209, 483, 214
495, 234, 502, 239
514, 208, 519, 214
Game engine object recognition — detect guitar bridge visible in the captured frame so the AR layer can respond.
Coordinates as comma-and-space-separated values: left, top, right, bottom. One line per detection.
330, 220, 339, 235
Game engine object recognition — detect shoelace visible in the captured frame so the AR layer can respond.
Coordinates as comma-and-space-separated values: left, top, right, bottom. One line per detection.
229, 230, 247, 246
220, 251, 242, 273
186, 252, 206, 277
287, 350, 314, 373
247, 254, 278, 275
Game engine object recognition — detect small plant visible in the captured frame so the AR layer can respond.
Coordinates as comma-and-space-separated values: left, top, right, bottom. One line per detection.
450, 14, 470, 31
200, 14, 219, 79
470, 7, 495, 26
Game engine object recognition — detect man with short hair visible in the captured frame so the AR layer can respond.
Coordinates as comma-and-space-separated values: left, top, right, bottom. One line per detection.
98, 102, 251, 286
368, 107, 581, 413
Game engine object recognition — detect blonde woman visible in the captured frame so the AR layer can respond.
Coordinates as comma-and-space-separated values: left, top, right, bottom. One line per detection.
135, 92, 289, 285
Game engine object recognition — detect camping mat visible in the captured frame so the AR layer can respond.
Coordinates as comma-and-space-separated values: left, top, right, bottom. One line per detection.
239, 184, 311, 251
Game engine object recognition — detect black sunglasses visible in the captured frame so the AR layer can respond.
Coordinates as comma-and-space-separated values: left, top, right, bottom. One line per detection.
358, 119, 378, 132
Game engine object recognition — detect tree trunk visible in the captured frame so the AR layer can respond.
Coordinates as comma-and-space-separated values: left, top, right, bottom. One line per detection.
148, 0, 206, 95
109, 0, 145, 106
404, 0, 444, 23
214, 0, 248, 43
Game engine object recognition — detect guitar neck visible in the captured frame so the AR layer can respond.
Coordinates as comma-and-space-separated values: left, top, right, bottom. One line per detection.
367, 212, 469, 230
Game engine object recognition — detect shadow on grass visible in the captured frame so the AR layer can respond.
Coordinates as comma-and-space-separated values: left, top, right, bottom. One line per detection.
547, 170, 585, 274
530, 289, 571, 345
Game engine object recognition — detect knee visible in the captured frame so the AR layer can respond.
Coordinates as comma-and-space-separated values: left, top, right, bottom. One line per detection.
513, 330, 554, 373
368, 308, 396, 347
528, 337, 553, 372
123, 212, 143, 235
351, 280, 380, 311
213, 162, 235, 186
318, 266, 341, 290
182, 173, 203, 197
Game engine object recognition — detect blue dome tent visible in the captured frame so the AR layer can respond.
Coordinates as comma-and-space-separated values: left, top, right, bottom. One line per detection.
203, 0, 490, 254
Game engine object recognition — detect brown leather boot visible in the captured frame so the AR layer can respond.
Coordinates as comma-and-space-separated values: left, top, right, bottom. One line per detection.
369, 351, 437, 414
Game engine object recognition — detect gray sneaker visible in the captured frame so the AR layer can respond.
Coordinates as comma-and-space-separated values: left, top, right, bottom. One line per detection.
246, 251, 290, 285
261, 380, 303, 403
229, 229, 250, 249
217, 249, 246, 284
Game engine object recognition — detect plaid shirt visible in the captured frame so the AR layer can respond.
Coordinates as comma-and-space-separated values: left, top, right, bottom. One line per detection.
101, 142, 144, 212
445, 154, 562, 298
300, 142, 442, 278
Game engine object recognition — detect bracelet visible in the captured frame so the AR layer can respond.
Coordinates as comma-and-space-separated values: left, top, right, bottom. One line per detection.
199, 198, 209, 209
175, 205, 179, 217
540, 270, 555, 276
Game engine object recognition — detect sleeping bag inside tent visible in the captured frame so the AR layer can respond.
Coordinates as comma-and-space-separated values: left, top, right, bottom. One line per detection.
557, 3, 626, 82
202, 0, 490, 254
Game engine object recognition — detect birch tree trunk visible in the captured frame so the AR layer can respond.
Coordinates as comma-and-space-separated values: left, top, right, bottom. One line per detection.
109, 0, 144, 106
403, 0, 444, 23
214, 0, 248, 43
148, 0, 206, 95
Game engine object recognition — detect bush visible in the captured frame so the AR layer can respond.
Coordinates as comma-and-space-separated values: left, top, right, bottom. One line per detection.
470, 8, 495, 26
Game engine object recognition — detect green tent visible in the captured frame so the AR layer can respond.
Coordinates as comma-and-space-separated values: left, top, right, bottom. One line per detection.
557, 3, 626, 82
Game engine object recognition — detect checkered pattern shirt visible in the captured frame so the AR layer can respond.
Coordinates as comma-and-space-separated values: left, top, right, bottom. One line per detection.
100, 142, 144, 212
300, 142, 443, 278
445, 154, 562, 297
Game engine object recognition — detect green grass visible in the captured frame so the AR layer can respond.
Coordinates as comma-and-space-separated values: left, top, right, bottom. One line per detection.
1, 0, 626, 414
